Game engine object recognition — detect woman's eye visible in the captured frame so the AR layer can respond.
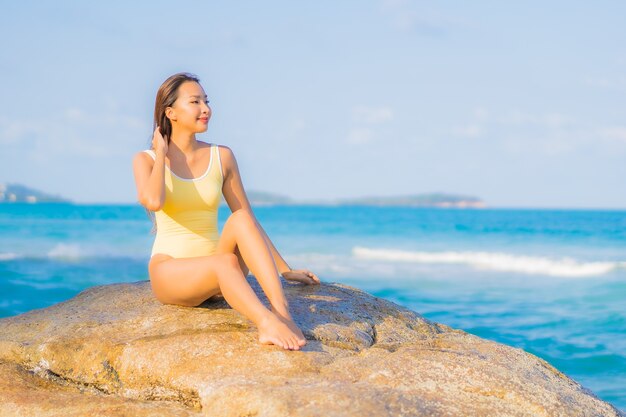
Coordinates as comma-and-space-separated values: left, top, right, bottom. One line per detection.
205, 100, 210, 104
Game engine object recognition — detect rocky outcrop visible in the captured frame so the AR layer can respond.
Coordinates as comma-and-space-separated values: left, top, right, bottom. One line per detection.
0, 278, 622, 417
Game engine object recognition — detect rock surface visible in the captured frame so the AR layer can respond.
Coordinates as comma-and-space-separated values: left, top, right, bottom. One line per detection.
0, 278, 622, 417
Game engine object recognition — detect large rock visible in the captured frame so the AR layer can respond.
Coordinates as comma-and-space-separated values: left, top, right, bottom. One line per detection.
0, 278, 622, 417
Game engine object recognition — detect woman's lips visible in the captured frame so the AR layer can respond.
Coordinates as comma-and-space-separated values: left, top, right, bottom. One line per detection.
198, 118, 208, 123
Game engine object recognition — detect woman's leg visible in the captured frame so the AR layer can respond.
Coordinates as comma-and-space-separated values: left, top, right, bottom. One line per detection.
234, 244, 250, 277
217, 210, 285, 309
149, 253, 303, 350
209, 245, 247, 297
216, 209, 305, 343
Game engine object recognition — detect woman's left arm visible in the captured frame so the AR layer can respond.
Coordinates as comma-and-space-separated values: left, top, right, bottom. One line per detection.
219, 145, 320, 285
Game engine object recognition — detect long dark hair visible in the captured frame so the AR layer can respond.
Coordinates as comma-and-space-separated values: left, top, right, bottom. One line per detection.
145, 72, 201, 234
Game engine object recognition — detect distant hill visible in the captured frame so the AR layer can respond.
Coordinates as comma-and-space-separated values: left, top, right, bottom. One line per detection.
334, 192, 486, 208
221, 191, 486, 208
231, 190, 294, 206
1, 182, 485, 208
0, 183, 71, 203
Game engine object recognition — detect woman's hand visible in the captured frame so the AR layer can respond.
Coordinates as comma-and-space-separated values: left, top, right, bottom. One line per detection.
282, 269, 320, 285
152, 125, 168, 154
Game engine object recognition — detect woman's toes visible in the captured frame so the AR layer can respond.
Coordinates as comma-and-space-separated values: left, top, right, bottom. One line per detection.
285, 339, 294, 349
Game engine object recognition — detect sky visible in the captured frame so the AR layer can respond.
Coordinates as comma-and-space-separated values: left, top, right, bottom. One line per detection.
1, 1, 625, 208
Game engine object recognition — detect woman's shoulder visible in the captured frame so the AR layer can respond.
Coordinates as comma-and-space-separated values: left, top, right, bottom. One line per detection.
212, 142, 233, 152
132, 149, 155, 173
134, 149, 156, 161
199, 140, 229, 150
209, 142, 233, 157
212, 144, 236, 176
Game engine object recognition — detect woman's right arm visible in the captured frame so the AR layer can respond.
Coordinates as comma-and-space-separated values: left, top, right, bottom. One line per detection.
132, 126, 168, 211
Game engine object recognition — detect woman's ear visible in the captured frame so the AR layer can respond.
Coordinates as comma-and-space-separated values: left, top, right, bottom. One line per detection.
165, 107, 177, 121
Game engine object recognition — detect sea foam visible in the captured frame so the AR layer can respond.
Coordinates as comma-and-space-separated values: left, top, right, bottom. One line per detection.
0, 252, 18, 261
352, 246, 625, 278
47, 243, 83, 260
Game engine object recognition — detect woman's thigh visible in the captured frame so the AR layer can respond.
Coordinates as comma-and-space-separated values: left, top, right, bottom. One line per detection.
148, 253, 237, 307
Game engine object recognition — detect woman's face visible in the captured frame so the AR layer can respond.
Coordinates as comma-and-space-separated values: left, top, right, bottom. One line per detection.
167, 81, 212, 133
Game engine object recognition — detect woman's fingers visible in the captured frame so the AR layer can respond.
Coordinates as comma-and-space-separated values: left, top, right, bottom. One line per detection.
283, 269, 320, 285
296, 276, 312, 284
152, 125, 168, 153
305, 271, 320, 284
295, 274, 318, 285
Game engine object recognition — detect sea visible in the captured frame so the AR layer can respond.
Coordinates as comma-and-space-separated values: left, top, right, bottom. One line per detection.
0, 202, 624, 411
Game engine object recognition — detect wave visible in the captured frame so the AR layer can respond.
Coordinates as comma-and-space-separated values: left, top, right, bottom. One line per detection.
0, 243, 149, 262
352, 246, 626, 278
0, 252, 19, 261
47, 243, 83, 260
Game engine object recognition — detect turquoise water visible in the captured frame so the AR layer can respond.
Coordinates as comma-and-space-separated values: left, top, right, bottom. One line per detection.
0, 203, 624, 411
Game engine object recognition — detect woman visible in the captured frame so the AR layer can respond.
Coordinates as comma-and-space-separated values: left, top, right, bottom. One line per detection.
132, 72, 320, 351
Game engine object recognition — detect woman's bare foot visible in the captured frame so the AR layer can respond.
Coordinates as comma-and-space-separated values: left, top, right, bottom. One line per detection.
257, 312, 303, 350
271, 306, 306, 347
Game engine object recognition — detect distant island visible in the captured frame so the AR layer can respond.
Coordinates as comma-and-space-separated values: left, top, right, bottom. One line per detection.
227, 191, 487, 208
0, 183, 71, 203
317, 193, 486, 208
0, 182, 486, 208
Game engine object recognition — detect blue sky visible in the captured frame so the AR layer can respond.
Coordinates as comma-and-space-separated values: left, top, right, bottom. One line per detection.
1, 1, 625, 208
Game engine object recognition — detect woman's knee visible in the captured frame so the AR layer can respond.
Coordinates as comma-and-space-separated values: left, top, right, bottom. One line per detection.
212, 253, 242, 278
224, 209, 255, 230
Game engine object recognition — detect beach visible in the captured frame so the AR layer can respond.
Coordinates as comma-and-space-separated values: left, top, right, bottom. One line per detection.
0, 202, 624, 411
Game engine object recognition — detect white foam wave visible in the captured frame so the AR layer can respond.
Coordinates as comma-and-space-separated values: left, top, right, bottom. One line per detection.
1, 246, 149, 262
0, 252, 19, 261
47, 243, 83, 261
352, 246, 626, 278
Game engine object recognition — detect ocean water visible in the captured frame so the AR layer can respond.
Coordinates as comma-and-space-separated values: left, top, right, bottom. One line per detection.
0, 203, 624, 411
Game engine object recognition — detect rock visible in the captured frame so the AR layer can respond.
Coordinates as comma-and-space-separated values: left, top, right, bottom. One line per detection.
0, 278, 622, 417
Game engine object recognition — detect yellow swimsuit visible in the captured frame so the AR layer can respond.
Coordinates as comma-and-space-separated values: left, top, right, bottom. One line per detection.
143, 143, 223, 259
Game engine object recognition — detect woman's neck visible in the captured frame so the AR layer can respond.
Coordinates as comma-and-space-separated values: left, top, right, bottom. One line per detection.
169, 131, 199, 157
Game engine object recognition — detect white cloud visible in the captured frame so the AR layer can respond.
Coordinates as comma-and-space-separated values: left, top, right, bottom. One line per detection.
583, 76, 626, 90
379, 0, 475, 36
347, 105, 394, 144
449, 106, 487, 139
599, 127, 626, 143
394, 13, 447, 36
65, 107, 84, 121
352, 106, 394, 124
290, 118, 307, 132
473, 107, 489, 121
0, 117, 46, 145
446, 107, 626, 156
498, 110, 572, 128
451, 124, 483, 138
347, 127, 375, 144
63, 106, 143, 130
543, 114, 571, 129
1, 105, 147, 160
381, 0, 407, 8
